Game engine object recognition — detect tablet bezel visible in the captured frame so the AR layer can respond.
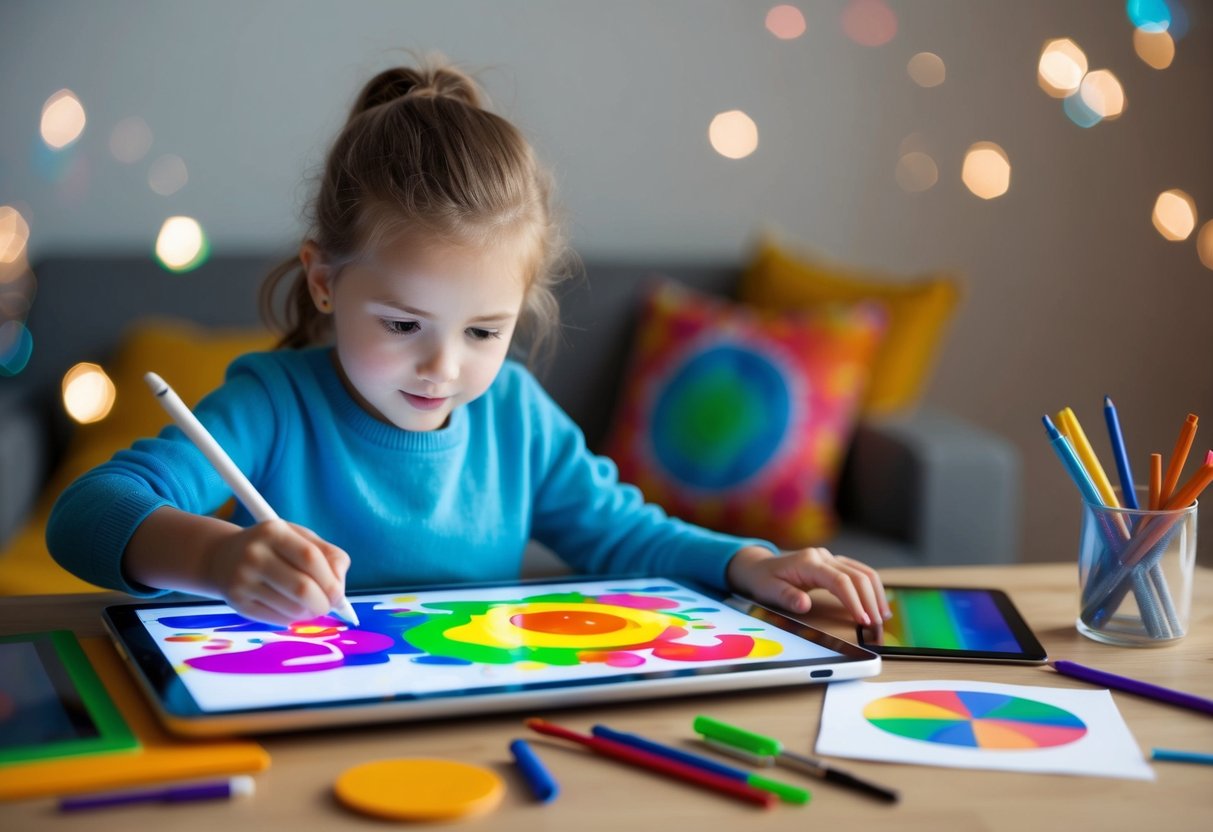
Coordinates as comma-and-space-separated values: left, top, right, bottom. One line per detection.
855, 585, 1048, 664
104, 575, 880, 736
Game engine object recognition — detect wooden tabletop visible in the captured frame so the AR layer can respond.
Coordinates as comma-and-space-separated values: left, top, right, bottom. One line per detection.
2, 562, 1210, 831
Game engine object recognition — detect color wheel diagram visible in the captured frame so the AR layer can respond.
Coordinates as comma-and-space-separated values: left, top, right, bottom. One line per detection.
862, 690, 1088, 750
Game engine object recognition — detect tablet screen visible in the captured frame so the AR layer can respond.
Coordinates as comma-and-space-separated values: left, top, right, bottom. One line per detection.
114, 577, 857, 716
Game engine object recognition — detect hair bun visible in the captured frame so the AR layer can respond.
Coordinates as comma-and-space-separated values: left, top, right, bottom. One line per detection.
351, 63, 483, 115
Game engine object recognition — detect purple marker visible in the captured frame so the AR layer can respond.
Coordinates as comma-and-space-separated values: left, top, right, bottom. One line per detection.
59, 775, 255, 812
1051, 660, 1213, 716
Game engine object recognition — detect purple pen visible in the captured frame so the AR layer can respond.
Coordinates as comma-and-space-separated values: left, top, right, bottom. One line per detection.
1051, 660, 1213, 716
59, 775, 255, 812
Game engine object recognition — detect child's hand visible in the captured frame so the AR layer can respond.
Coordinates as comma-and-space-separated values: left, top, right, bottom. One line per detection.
725, 545, 891, 626
204, 520, 351, 626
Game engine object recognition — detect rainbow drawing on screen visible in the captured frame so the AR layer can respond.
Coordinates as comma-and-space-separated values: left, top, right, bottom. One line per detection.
881, 588, 1021, 652
864, 690, 1088, 750
153, 585, 783, 675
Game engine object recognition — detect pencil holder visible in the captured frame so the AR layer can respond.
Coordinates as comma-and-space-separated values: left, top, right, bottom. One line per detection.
1076, 486, 1197, 646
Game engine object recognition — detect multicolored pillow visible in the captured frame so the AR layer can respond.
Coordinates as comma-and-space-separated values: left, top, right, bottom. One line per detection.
603, 280, 886, 548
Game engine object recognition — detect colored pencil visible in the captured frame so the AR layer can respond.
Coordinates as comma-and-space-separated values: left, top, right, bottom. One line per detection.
1103, 396, 1138, 509
1160, 413, 1198, 504
1050, 660, 1213, 716
1152, 748, 1213, 766
1148, 453, 1162, 510
525, 719, 773, 808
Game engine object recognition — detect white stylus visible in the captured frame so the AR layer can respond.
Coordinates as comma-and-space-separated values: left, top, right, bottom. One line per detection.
143, 371, 360, 627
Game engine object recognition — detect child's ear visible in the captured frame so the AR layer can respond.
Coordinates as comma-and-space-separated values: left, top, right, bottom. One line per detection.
300, 240, 334, 313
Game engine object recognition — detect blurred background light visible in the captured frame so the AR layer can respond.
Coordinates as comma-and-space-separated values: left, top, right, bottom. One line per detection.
1133, 29, 1175, 69
1063, 91, 1102, 128
1197, 220, 1213, 271
0, 206, 30, 264
62, 362, 116, 424
1037, 38, 1087, 98
841, 0, 896, 47
1079, 69, 1126, 120
708, 110, 759, 159
109, 116, 153, 163
1152, 189, 1197, 241
1126, 0, 1171, 33
0, 320, 34, 377
895, 151, 938, 193
765, 5, 806, 40
154, 215, 209, 272
40, 89, 86, 149
962, 142, 1011, 200
907, 52, 945, 88
148, 153, 188, 196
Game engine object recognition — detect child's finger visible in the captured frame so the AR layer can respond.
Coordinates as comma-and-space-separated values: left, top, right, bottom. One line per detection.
813, 564, 872, 626
835, 556, 892, 618
290, 524, 352, 587
264, 524, 346, 611
834, 561, 884, 626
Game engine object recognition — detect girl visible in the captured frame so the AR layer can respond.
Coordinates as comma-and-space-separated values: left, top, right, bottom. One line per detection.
48, 60, 890, 628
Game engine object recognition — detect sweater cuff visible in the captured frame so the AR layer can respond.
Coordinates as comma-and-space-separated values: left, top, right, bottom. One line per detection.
92, 490, 173, 597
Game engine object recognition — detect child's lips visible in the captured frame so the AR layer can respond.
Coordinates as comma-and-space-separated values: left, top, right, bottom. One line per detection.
401, 391, 449, 411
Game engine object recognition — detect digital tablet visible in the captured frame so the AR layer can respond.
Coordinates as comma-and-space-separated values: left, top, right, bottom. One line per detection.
104, 576, 880, 736
856, 586, 1047, 664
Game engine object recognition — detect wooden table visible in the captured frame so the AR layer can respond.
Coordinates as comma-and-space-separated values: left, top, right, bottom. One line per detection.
2, 563, 1210, 830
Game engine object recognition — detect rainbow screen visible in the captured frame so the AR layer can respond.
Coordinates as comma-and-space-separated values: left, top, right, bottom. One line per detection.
879, 588, 1021, 652
132, 578, 843, 713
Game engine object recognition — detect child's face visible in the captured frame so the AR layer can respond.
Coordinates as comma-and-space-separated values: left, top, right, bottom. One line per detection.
311, 234, 530, 432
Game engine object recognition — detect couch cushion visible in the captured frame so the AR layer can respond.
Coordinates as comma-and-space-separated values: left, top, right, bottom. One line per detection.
603, 279, 885, 548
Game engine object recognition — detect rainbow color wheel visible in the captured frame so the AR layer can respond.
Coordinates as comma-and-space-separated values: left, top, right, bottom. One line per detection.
863, 690, 1087, 750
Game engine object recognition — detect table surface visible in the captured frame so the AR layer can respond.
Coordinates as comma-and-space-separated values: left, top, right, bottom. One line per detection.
2, 562, 1210, 831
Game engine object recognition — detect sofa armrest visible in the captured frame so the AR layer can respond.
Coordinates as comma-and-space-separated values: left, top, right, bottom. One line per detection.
836, 407, 1020, 565
0, 388, 51, 549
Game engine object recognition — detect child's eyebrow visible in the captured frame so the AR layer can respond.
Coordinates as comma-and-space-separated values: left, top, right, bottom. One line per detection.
370, 299, 515, 324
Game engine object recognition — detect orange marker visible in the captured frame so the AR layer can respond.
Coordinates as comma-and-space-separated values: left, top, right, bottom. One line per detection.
1148, 453, 1162, 511
1160, 414, 1198, 505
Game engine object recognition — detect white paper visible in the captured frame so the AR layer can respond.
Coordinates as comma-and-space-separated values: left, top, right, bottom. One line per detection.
816, 679, 1154, 780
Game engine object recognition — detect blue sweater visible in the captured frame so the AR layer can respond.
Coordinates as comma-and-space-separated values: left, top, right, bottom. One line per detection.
48, 348, 771, 596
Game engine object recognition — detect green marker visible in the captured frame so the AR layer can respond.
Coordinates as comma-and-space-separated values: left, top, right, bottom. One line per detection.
693, 716, 900, 804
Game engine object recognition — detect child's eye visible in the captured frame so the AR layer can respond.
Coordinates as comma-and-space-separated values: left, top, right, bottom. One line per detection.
467, 328, 501, 341
381, 320, 419, 335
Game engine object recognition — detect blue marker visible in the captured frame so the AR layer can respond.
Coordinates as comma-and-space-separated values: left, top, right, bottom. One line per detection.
509, 739, 558, 803
1042, 415, 1105, 507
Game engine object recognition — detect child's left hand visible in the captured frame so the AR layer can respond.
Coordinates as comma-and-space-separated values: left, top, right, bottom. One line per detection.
725, 545, 891, 626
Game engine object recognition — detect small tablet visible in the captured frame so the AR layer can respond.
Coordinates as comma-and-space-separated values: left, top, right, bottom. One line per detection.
856, 586, 1047, 664
104, 576, 880, 737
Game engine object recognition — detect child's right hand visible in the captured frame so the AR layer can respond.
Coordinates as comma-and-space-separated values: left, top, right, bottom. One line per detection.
204, 520, 351, 626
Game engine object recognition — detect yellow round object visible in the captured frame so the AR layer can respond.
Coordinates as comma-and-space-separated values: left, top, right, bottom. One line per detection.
334, 758, 504, 821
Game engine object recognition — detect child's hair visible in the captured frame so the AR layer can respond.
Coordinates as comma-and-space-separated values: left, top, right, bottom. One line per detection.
260, 56, 570, 362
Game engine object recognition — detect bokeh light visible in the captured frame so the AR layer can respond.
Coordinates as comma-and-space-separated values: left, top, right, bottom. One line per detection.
765, 5, 806, 40
1037, 38, 1088, 98
110, 116, 153, 163
148, 154, 188, 196
1152, 189, 1197, 241
1133, 29, 1175, 69
841, 0, 896, 47
154, 215, 209, 272
0, 320, 34, 378
1197, 221, 1213, 271
62, 362, 117, 424
961, 142, 1011, 200
1126, 0, 1171, 32
907, 52, 945, 87
1079, 70, 1126, 120
40, 89, 87, 149
0, 206, 30, 264
708, 111, 759, 160
895, 152, 938, 193
1063, 92, 1103, 128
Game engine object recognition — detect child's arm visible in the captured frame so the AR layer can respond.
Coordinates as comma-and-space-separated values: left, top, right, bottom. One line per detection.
725, 546, 892, 627
124, 506, 350, 626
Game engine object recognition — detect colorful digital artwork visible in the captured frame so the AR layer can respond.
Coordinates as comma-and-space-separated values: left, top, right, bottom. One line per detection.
817, 680, 1154, 780
137, 579, 836, 713
863, 690, 1088, 749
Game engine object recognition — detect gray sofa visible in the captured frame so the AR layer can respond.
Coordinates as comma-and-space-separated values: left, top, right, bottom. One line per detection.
0, 255, 1019, 578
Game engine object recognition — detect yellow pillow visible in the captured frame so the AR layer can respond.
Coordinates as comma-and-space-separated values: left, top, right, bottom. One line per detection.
739, 239, 962, 414
0, 319, 276, 594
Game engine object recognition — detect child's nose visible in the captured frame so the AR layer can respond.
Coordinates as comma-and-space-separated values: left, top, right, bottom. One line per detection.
416, 342, 458, 384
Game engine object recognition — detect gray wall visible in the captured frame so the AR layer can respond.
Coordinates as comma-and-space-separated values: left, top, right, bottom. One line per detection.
3, 1, 1212, 565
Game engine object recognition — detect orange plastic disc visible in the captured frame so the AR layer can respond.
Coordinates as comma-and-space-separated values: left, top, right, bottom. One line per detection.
334, 758, 504, 821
